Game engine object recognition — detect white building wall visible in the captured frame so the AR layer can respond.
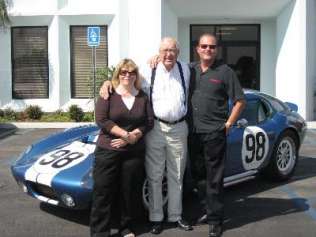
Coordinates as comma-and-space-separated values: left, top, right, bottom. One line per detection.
1, 0, 120, 112
276, 0, 309, 119
1, 0, 314, 119
128, 0, 163, 65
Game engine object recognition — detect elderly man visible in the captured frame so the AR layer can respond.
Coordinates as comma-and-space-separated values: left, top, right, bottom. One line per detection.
149, 33, 245, 237
99, 37, 192, 234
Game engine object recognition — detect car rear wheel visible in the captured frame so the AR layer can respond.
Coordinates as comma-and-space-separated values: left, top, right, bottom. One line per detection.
142, 174, 168, 210
263, 130, 298, 181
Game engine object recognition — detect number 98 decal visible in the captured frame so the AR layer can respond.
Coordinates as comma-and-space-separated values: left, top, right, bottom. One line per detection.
241, 126, 269, 170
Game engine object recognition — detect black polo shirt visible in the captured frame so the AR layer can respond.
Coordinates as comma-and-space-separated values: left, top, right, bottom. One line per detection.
189, 60, 245, 134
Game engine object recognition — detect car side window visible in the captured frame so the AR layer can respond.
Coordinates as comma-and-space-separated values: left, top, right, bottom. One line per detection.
258, 101, 269, 123
261, 94, 287, 112
238, 100, 259, 126
238, 99, 269, 125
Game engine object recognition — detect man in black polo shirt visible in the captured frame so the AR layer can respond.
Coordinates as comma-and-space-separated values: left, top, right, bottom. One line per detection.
188, 33, 246, 237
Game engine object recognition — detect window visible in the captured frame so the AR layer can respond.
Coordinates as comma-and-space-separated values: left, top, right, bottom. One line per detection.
11, 27, 49, 99
239, 99, 269, 125
262, 94, 287, 112
70, 26, 108, 98
190, 24, 260, 90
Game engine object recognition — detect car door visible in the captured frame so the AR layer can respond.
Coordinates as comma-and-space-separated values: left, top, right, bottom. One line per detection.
225, 97, 275, 177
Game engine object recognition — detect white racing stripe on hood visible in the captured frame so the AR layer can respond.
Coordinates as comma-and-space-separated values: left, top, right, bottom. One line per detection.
25, 141, 96, 187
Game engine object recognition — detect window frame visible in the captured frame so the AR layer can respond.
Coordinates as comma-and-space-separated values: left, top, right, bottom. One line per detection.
70, 25, 108, 99
11, 26, 49, 99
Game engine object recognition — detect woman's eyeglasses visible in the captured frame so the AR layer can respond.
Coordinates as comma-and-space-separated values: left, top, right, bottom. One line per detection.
199, 44, 217, 50
119, 70, 137, 76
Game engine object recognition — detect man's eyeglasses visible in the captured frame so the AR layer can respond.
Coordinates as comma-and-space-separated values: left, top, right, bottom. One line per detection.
119, 70, 137, 76
199, 44, 217, 50
160, 48, 178, 54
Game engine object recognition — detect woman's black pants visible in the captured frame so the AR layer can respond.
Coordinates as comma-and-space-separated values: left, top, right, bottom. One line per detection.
90, 147, 145, 237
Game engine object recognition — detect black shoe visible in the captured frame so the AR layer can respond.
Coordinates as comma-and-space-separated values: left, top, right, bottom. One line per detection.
150, 221, 163, 235
208, 224, 223, 237
196, 214, 207, 224
175, 219, 193, 231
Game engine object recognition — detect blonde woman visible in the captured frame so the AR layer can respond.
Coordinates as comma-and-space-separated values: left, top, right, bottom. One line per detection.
90, 59, 154, 237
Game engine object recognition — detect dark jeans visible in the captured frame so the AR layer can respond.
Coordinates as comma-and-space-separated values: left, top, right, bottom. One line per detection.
189, 131, 226, 225
90, 146, 145, 237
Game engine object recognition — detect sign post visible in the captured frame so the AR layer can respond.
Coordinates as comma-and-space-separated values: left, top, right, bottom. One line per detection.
87, 26, 100, 121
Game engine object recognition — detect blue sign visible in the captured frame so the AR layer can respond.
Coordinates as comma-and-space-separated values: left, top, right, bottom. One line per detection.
87, 26, 100, 47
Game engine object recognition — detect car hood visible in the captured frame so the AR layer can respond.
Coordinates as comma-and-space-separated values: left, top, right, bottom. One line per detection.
12, 125, 99, 188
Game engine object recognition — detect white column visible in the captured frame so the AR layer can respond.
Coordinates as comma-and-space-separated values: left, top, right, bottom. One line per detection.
0, 28, 12, 108
127, 0, 163, 65
161, 0, 178, 39
48, 15, 61, 111
275, 0, 309, 119
260, 20, 276, 96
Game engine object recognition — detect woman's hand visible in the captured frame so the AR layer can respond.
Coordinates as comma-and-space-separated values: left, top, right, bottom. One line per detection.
110, 138, 128, 149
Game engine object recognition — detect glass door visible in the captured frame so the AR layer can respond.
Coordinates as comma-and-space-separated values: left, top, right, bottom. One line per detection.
190, 24, 260, 90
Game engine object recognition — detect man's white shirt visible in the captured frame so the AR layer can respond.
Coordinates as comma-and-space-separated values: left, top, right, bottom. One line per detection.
140, 61, 190, 122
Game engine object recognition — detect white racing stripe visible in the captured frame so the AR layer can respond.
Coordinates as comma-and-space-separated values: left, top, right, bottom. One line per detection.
25, 141, 96, 187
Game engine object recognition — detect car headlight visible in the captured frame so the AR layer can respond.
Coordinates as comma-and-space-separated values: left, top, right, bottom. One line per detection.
61, 194, 76, 207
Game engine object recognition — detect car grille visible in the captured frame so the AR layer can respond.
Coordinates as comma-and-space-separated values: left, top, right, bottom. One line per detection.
29, 182, 58, 200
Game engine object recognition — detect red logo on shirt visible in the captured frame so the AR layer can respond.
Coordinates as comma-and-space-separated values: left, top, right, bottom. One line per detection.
209, 78, 222, 84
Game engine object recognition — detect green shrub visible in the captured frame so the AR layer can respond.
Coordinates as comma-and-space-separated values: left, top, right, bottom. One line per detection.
54, 109, 63, 115
3, 108, 17, 120
0, 109, 4, 117
88, 66, 115, 98
25, 105, 43, 120
40, 113, 71, 122
16, 111, 28, 121
68, 105, 84, 122
82, 112, 94, 122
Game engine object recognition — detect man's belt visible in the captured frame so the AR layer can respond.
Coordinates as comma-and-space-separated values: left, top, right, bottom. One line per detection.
154, 116, 186, 125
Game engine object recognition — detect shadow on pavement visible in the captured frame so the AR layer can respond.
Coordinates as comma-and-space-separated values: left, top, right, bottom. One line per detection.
39, 155, 316, 234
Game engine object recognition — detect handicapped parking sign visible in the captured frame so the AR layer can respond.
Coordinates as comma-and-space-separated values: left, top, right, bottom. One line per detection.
87, 26, 100, 47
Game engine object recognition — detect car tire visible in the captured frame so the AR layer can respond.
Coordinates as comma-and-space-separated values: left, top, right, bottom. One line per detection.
263, 130, 299, 181
142, 174, 168, 210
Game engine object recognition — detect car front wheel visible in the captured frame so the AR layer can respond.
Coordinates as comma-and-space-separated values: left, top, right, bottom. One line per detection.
263, 130, 298, 181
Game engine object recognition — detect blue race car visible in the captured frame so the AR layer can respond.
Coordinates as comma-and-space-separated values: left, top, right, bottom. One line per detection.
11, 90, 307, 210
